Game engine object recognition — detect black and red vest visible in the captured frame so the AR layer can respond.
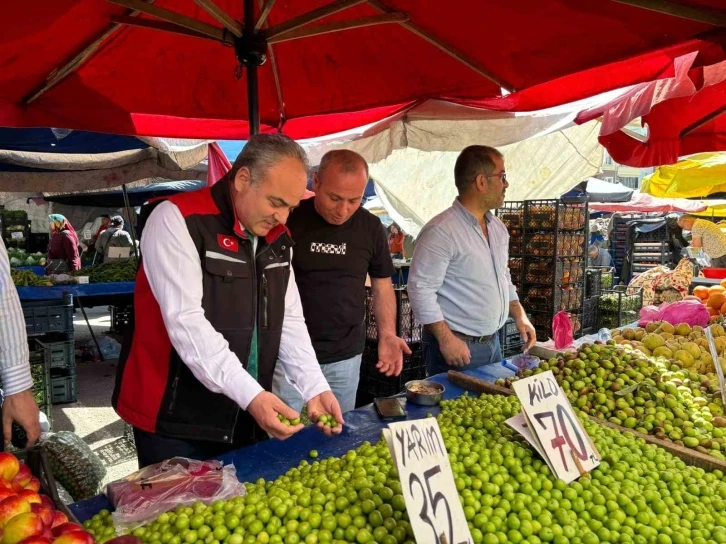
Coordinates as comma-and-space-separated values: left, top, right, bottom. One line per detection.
112, 179, 293, 445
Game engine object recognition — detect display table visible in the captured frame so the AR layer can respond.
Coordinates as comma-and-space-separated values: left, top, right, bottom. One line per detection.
391, 261, 410, 287
16, 282, 134, 307
69, 363, 515, 522
690, 277, 723, 292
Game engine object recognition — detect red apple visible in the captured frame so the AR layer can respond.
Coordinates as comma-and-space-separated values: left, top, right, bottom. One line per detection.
0, 455, 20, 482
11, 467, 31, 490
0, 483, 21, 494
21, 482, 38, 495
51, 532, 94, 544
0, 491, 16, 504
36, 500, 52, 514
18, 537, 51, 544
15, 495, 38, 507
29, 506, 51, 529
2, 513, 44, 544
0, 497, 31, 528
47, 515, 66, 532
49, 526, 81, 539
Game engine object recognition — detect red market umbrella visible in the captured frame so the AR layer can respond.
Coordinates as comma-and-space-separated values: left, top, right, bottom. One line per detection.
588, 191, 708, 214
3, 0, 726, 139
576, 50, 726, 167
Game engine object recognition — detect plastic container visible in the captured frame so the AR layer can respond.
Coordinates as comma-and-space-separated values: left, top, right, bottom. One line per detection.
21, 294, 74, 336
702, 268, 726, 279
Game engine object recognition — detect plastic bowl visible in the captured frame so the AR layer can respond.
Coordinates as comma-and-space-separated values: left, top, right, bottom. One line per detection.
702, 268, 726, 279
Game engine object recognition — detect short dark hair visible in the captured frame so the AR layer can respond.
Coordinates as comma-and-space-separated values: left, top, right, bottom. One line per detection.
454, 145, 503, 194
229, 133, 309, 185
318, 150, 369, 180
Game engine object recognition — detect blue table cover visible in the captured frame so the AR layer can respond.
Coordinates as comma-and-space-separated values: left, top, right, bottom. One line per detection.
69, 364, 515, 522
16, 282, 135, 301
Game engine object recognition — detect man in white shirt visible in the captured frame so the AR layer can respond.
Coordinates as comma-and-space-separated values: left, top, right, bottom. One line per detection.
113, 135, 343, 467
0, 239, 40, 448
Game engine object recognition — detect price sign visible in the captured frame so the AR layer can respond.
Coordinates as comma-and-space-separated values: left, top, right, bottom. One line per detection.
383, 419, 473, 544
10, 232, 23, 239
505, 413, 549, 467
704, 328, 726, 407
511, 370, 600, 483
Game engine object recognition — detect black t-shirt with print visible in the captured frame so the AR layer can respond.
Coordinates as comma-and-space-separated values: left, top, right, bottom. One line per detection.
287, 198, 395, 364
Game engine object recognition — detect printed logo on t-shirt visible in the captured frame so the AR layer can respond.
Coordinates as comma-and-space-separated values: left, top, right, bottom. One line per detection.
310, 241, 347, 255
217, 234, 239, 252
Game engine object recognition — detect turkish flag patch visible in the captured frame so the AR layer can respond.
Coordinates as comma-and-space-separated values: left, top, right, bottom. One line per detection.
217, 234, 239, 252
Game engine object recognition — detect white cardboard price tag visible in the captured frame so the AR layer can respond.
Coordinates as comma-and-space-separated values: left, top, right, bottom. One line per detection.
383, 419, 472, 544
704, 328, 726, 407
10, 232, 23, 239
511, 370, 600, 483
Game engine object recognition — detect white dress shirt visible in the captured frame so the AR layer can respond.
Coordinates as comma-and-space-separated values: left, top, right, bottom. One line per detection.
409, 200, 518, 337
0, 239, 33, 396
141, 201, 330, 410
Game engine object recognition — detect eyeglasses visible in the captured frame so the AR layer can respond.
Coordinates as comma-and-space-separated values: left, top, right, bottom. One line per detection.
485, 172, 508, 183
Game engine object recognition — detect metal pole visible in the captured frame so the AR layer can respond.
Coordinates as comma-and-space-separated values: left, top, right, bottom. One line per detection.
244, 0, 260, 135
121, 184, 139, 260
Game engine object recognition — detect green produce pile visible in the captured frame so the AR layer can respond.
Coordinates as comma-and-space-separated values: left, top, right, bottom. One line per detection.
497, 341, 726, 460
70, 258, 138, 283
86, 393, 726, 544
7, 249, 46, 267
599, 292, 640, 329
10, 268, 53, 286
1, 210, 28, 221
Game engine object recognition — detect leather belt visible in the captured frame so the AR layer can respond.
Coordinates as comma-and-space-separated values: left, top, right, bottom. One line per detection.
452, 331, 496, 344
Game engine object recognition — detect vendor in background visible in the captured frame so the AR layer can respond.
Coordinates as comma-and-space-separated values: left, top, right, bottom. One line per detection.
588, 244, 612, 267
678, 215, 726, 267
408, 145, 536, 375
113, 134, 343, 468
47, 214, 81, 272
389, 223, 405, 259
95, 215, 135, 262
273, 150, 410, 414
91, 215, 111, 246
0, 239, 41, 448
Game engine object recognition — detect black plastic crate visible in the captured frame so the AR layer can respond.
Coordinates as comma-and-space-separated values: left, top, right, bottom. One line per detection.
583, 297, 599, 331
496, 202, 525, 229
524, 199, 587, 231
635, 225, 668, 242
30, 338, 75, 371
523, 284, 583, 313
365, 288, 422, 344
499, 318, 524, 357
111, 304, 133, 334
525, 232, 587, 257
358, 344, 426, 398
21, 294, 74, 337
508, 236, 524, 256
508, 257, 523, 286
599, 288, 643, 329
50, 371, 77, 405
524, 258, 584, 286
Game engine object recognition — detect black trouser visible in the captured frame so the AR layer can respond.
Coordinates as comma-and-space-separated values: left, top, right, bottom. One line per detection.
133, 416, 268, 468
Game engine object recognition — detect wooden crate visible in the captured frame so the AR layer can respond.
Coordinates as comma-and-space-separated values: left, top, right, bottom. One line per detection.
447, 371, 726, 473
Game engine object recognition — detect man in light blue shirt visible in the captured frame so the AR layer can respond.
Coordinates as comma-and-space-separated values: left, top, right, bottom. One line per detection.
408, 145, 536, 375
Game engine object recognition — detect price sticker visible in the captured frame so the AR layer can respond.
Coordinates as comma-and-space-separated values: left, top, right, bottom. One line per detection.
10, 232, 23, 239
383, 418, 473, 544
511, 370, 600, 483
705, 328, 726, 407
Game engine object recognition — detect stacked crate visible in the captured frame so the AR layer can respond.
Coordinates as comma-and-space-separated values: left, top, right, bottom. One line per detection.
609, 213, 644, 283
583, 266, 614, 336
496, 203, 525, 355
1, 210, 30, 250
630, 240, 670, 275
358, 288, 425, 400
21, 293, 77, 410
519, 199, 589, 342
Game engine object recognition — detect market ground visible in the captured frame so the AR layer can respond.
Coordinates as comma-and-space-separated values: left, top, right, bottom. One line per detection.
54, 307, 138, 484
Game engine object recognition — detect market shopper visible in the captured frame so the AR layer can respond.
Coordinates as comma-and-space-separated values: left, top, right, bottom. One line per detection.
408, 145, 536, 375
389, 223, 405, 259
0, 239, 41, 448
272, 150, 410, 414
113, 134, 344, 468
588, 244, 612, 267
47, 214, 81, 272
677, 215, 726, 267
95, 215, 136, 262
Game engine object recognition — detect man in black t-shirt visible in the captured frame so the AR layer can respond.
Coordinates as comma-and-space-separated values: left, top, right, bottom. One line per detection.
273, 150, 411, 413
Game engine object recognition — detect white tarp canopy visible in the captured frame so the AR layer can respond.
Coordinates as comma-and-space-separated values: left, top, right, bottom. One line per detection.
0, 130, 209, 192
364, 121, 603, 238
302, 94, 616, 237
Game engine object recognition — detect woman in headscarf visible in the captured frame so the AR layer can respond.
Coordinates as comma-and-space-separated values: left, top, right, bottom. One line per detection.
47, 214, 81, 272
